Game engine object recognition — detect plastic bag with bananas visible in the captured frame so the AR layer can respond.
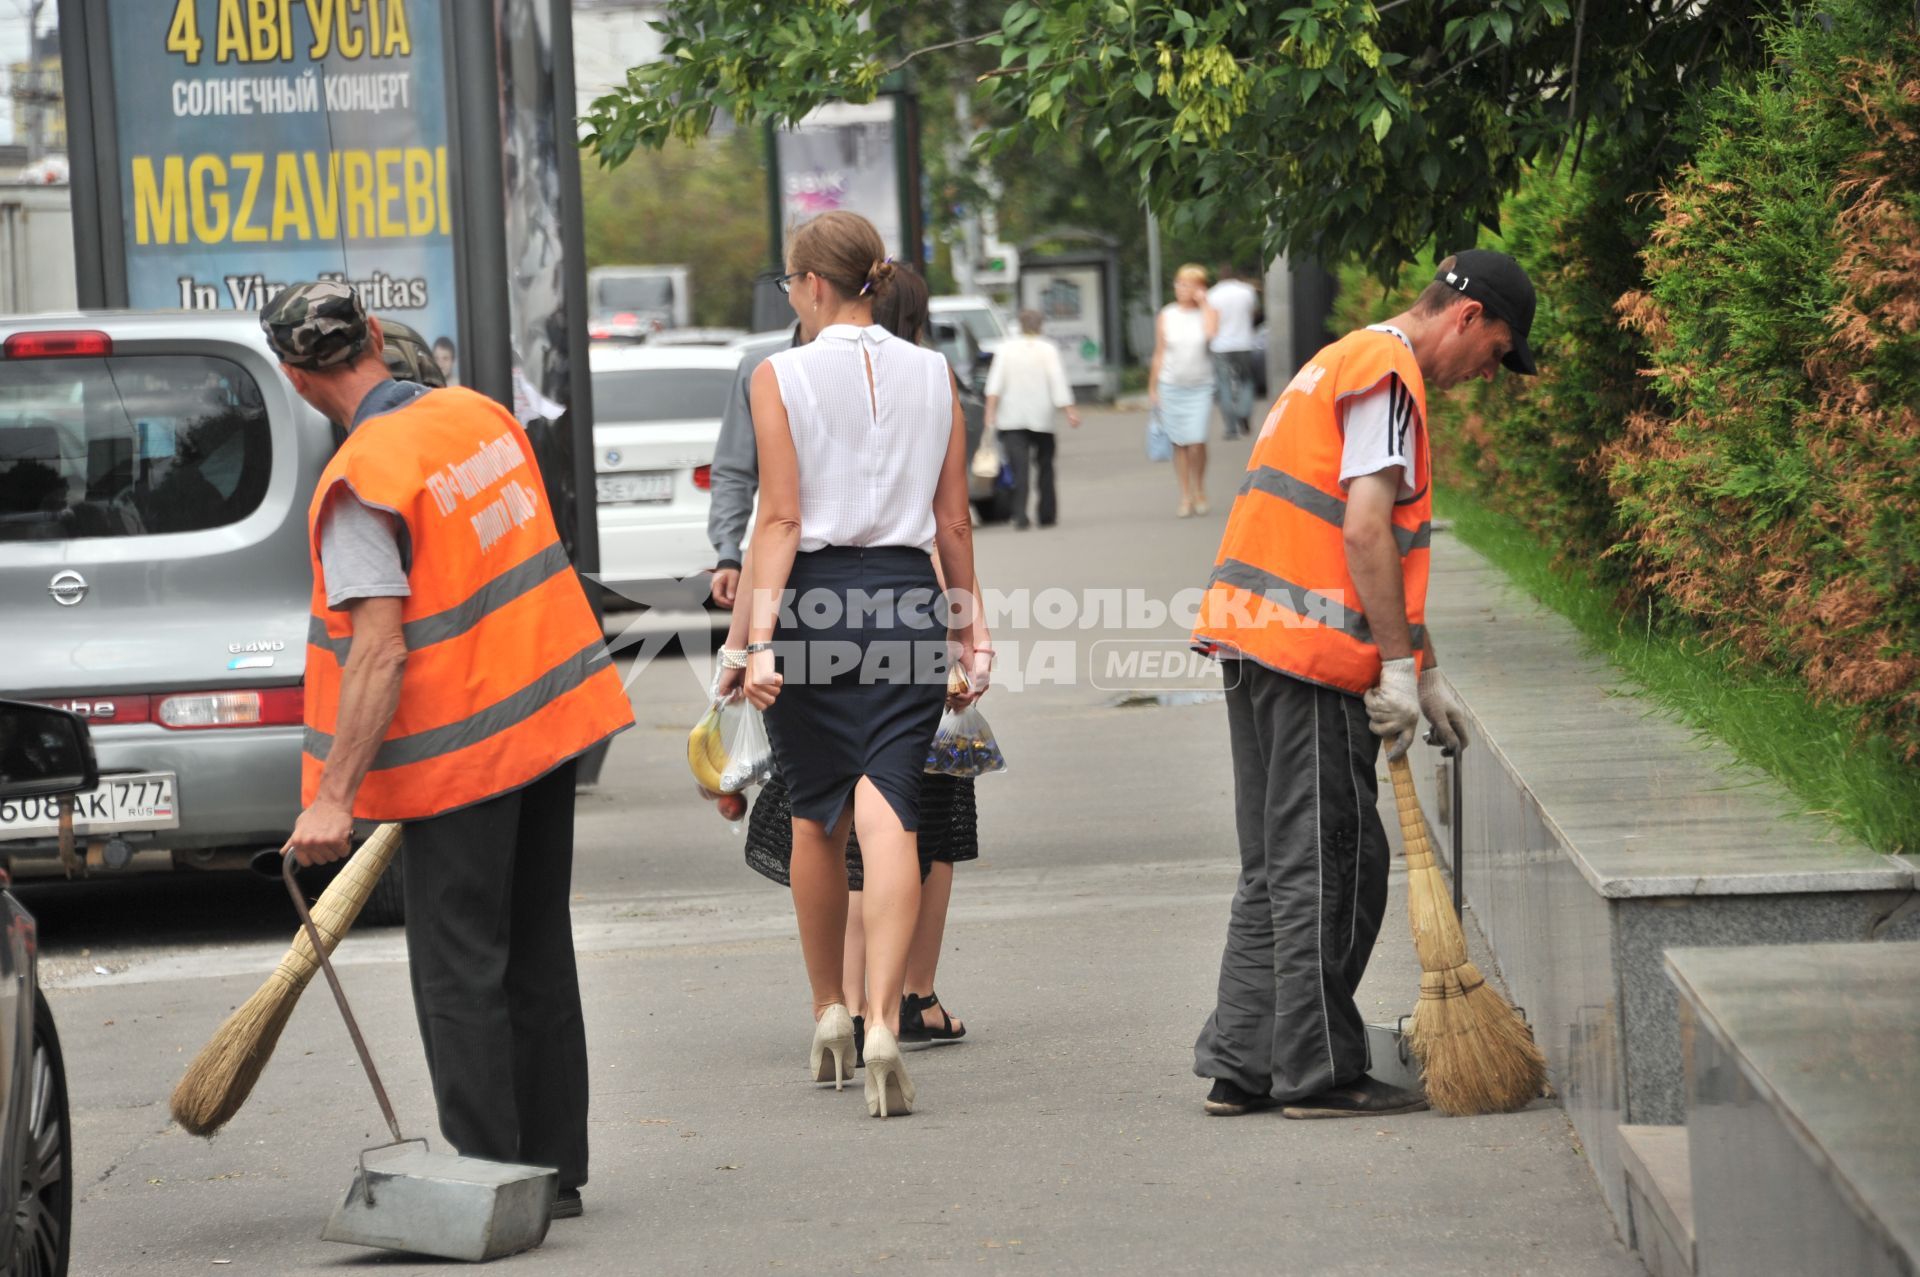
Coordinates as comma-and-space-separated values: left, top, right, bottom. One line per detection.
687, 694, 775, 796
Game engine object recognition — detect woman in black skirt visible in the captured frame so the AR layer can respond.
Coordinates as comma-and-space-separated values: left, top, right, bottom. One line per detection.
723, 211, 990, 1118
741, 268, 979, 1057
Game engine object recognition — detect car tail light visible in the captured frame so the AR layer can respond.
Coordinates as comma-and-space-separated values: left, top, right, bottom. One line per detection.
156, 688, 303, 729
5, 330, 112, 358
692, 464, 712, 491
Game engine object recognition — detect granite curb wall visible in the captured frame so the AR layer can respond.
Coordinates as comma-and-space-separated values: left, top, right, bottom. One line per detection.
1414, 535, 1920, 1230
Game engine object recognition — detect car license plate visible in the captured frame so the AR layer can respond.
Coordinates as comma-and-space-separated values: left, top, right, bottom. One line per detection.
0, 772, 179, 839
595, 471, 673, 504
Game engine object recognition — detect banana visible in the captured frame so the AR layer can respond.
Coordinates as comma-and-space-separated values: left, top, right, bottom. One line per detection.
687, 705, 730, 793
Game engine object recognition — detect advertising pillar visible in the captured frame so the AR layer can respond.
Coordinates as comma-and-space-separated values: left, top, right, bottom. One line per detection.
72, 0, 460, 363
60, 0, 600, 589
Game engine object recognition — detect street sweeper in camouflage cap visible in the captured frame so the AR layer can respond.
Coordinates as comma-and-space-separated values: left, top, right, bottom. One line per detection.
259, 280, 374, 371
259, 279, 631, 1216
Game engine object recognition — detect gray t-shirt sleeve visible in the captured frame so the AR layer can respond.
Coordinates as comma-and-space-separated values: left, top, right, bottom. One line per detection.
316, 484, 412, 611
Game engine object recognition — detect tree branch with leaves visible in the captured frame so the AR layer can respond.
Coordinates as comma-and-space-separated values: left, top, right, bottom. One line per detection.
580, 0, 1767, 278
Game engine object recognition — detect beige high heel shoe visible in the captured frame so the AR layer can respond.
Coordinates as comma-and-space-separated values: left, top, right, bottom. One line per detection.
862, 1023, 916, 1118
810, 1005, 856, 1091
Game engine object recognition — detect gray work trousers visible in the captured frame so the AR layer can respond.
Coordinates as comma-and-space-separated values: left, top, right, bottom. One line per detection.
1193, 660, 1391, 1102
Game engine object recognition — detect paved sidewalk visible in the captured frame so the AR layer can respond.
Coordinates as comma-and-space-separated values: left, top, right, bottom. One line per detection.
45, 407, 1641, 1274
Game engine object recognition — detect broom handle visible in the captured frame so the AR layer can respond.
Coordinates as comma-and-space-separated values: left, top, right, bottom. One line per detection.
1448, 746, 1464, 919
281, 849, 405, 1146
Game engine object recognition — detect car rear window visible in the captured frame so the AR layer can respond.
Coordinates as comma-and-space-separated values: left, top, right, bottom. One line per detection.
592, 368, 734, 423
595, 277, 675, 314
943, 307, 1005, 345
0, 354, 270, 542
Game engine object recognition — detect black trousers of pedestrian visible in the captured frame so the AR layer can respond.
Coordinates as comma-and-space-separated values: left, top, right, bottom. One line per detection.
999, 428, 1057, 526
1193, 660, 1391, 1102
401, 758, 588, 1188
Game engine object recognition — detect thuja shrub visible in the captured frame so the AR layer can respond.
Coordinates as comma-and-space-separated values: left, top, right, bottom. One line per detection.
1613, 3, 1920, 758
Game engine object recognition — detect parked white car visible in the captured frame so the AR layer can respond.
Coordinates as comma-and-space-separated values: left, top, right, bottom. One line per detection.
588, 343, 741, 612
929, 294, 1013, 360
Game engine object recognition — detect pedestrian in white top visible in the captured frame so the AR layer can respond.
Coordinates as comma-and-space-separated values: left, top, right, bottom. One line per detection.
1207, 264, 1261, 439
984, 310, 1081, 529
720, 210, 991, 1120
1149, 263, 1218, 517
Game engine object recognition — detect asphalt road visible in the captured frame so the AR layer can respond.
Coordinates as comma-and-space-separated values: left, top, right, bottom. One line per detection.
36, 407, 1641, 1275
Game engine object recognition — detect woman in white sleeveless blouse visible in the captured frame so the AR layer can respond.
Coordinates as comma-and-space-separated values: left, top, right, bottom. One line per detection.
722, 211, 990, 1117
1150, 263, 1220, 517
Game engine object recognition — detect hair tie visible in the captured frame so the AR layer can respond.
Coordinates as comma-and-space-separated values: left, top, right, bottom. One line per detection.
860, 257, 894, 298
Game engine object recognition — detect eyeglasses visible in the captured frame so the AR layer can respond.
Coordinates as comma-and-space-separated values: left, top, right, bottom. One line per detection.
761, 270, 803, 295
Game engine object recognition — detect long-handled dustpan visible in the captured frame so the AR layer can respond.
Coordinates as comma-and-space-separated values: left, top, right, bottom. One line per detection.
281, 851, 557, 1262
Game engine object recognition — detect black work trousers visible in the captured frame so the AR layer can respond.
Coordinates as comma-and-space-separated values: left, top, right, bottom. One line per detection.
401, 758, 588, 1188
999, 428, 1058, 527
1193, 661, 1391, 1102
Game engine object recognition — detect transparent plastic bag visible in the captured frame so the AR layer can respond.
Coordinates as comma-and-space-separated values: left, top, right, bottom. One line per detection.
687, 691, 775, 796
718, 696, 774, 792
925, 703, 1008, 778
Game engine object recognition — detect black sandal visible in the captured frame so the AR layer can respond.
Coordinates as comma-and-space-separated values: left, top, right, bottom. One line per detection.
899, 991, 967, 1043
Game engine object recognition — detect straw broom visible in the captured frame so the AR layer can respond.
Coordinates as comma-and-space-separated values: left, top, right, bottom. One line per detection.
169, 824, 402, 1137
1386, 755, 1546, 1115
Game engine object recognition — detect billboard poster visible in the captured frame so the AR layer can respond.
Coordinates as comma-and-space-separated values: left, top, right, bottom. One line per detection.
774, 99, 902, 259
1021, 264, 1106, 389
107, 0, 459, 381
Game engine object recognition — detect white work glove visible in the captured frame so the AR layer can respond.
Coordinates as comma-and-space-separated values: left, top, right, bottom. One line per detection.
1419, 667, 1470, 754
1363, 656, 1420, 761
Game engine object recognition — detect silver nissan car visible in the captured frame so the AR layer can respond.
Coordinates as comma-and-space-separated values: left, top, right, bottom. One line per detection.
0, 312, 433, 918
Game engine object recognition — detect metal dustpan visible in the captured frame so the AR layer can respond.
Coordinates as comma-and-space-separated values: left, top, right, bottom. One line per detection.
283, 852, 556, 1262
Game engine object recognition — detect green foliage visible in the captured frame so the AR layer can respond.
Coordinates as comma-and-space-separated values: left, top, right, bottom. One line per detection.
1338, 1, 1920, 763
1331, 146, 1655, 570
1612, 3, 1920, 759
1441, 487, 1920, 856
580, 0, 1770, 279
579, 130, 771, 329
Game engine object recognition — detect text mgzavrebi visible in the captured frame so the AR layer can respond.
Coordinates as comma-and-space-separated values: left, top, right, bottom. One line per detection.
130, 148, 451, 246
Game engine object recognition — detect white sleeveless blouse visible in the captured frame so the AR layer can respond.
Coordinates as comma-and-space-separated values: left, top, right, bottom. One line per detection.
766, 324, 955, 553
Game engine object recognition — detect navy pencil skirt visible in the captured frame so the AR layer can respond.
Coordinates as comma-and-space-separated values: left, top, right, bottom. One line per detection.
762, 545, 949, 832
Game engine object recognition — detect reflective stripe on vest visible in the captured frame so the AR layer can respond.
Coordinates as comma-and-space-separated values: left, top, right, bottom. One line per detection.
1236, 467, 1433, 556
303, 386, 634, 821
1191, 328, 1433, 696
305, 638, 613, 769
305, 540, 575, 662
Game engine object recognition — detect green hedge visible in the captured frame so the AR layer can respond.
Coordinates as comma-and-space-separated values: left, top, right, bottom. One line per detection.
1331, 145, 1654, 573
1335, 0, 1920, 766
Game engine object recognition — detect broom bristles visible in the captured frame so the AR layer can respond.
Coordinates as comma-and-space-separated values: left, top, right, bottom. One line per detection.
168, 825, 403, 1137
1387, 756, 1547, 1116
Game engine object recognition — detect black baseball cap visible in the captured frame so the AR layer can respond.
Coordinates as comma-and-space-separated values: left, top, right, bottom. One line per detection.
1433, 249, 1537, 375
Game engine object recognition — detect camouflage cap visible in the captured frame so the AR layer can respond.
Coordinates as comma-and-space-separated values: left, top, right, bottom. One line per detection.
260, 281, 370, 370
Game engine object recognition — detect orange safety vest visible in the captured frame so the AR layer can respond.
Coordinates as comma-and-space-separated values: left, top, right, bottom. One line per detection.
303, 386, 634, 821
1192, 328, 1433, 695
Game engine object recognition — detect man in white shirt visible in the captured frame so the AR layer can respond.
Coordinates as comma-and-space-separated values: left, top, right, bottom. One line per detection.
1207, 265, 1261, 439
984, 310, 1081, 529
